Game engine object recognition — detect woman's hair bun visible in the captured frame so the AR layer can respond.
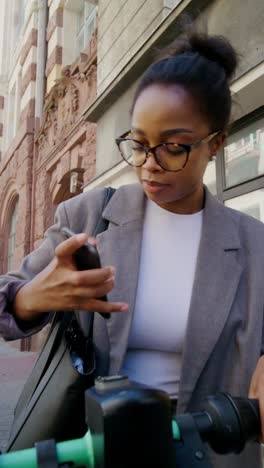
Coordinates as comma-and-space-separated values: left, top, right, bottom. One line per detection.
159, 32, 239, 81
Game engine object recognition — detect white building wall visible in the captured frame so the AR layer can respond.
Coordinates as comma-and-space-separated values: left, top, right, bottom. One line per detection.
0, 0, 8, 76
97, 0, 165, 95
0, 0, 39, 155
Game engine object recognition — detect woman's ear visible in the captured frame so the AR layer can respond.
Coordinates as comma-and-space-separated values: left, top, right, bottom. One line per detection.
209, 132, 227, 157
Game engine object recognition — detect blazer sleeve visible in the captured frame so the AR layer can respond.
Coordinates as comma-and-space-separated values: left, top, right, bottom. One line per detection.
0, 202, 69, 341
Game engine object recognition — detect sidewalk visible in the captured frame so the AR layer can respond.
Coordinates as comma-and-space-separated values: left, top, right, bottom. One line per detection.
0, 338, 37, 452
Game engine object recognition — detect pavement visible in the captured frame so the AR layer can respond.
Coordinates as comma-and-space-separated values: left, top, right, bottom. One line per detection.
0, 338, 37, 452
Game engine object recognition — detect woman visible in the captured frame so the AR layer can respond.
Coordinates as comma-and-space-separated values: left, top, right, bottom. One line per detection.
1, 31, 264, 467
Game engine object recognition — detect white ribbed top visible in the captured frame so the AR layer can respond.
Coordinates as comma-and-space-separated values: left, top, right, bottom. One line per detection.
121, 199, 203, 398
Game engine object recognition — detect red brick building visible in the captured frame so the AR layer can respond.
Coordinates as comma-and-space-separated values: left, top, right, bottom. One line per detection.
0, 0, 98, 350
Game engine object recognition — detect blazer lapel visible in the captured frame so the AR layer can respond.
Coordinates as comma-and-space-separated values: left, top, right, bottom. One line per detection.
96, 183, 145, 374
178, 189, 243, 411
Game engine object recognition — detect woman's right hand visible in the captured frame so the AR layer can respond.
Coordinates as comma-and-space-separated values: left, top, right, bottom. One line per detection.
14, 233, 129, 321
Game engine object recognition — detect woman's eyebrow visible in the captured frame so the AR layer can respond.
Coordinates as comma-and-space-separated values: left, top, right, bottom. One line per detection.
161, 128, 194, 137
131, 127, 194, 136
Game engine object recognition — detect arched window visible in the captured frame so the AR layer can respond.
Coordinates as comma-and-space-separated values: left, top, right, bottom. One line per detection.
7, 200, 18, 271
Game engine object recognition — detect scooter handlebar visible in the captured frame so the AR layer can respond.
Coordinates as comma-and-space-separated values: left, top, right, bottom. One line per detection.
0, 383, 261, 468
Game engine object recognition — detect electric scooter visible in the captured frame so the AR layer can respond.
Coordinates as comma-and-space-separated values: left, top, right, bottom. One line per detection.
0, 375, 261, 468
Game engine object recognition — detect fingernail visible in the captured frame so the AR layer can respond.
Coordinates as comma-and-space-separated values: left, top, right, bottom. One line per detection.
76, 233, 87, 241
105, 275, 115, 283
120, 304, 129, 311
109, 266, 116, 275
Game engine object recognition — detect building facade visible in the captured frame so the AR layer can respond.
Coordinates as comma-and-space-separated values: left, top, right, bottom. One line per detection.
0, 0, 98, 350
83, 0, 264, 226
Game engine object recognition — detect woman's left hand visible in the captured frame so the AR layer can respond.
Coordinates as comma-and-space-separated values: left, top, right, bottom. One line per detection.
249, 355, 264, 442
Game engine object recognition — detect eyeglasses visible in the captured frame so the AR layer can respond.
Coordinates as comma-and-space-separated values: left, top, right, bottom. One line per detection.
115, 131, 219, 172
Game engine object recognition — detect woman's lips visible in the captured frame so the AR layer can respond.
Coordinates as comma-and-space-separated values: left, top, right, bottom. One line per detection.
142, 180, 169, 193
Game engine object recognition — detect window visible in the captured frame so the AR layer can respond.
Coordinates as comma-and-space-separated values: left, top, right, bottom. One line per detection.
207, 107, 264, 221
7, 200, 18, 271
76, 1, 97, 56
224, 117, 264, 188
225, 190, 263, 221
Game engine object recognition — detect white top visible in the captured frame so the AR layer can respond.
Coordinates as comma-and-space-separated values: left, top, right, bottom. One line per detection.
121, 199, 203, 398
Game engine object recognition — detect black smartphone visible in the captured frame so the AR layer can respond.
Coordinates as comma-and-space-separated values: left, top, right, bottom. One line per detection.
61, 227, 102, 271
61, 227, 109, 316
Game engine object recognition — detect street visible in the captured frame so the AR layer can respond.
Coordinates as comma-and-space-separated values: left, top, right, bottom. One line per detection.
0, 338, 37, 452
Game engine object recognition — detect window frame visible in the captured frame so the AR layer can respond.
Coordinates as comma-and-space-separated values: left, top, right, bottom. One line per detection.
215, 106, 264, 204
76, 1, 97, 56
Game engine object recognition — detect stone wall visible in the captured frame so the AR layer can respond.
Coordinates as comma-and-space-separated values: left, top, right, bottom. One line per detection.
0, 124, 34, 274
97, 0, 167, 95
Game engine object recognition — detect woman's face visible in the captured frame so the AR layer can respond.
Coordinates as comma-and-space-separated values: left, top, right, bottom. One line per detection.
131, 84, 224, 213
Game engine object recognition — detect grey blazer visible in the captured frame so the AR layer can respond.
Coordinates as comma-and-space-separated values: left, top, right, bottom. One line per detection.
1, 183, 264, 468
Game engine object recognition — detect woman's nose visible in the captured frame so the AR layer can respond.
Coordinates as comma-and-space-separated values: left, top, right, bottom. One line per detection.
142, 150, 162, 171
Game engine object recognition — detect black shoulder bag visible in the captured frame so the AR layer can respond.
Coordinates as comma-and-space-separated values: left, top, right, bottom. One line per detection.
7, 187, 116, 451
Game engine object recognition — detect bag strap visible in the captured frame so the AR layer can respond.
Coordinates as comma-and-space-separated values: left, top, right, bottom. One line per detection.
92, 186, 116, 237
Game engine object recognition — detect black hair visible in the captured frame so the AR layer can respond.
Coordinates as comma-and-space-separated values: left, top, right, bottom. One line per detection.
131, 32, 239, 131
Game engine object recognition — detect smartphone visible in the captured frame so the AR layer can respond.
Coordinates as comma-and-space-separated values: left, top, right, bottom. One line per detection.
61, 227, 102, 271
61, 227, 109, 317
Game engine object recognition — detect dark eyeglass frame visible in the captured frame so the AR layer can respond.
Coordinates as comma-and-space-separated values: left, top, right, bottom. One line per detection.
115, 130, 220, 172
